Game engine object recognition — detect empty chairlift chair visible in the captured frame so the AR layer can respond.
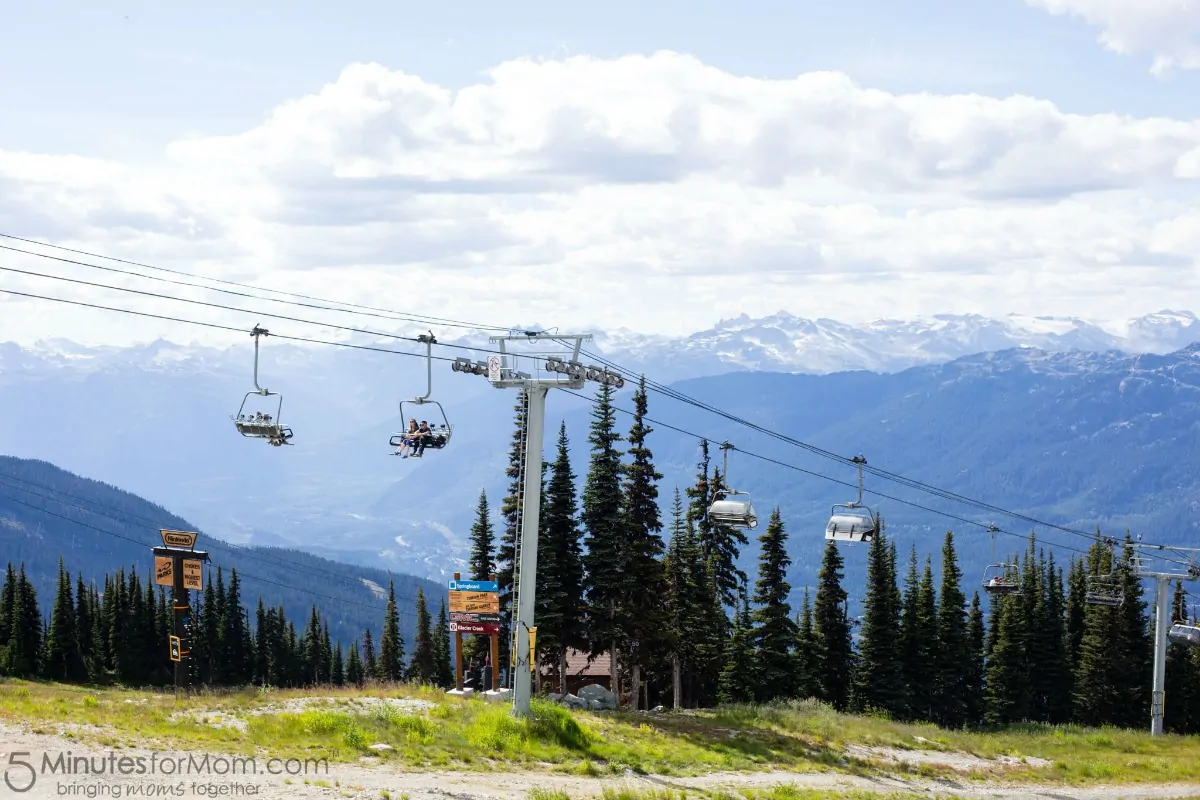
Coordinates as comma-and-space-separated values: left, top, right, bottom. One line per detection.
706, 442, 758, 529
1085, 575, 1123, 607
1169, 623, 1200, 647
826, 455, 877, 544
231, 326, 293, 446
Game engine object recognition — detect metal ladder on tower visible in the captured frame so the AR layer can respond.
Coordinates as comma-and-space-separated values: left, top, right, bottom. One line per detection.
509, 388, 531, 672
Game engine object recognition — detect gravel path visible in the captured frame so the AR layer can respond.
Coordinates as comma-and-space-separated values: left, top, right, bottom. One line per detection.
1, 722, 1197, 800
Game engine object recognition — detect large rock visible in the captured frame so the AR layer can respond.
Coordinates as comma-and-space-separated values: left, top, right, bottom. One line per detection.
577, 683, 617, 710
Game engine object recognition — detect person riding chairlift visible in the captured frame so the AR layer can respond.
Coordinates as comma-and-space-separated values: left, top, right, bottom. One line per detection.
412, 421, 432, 457
394, 419, 419, 457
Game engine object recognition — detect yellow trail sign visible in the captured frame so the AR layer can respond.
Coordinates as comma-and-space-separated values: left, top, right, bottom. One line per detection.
182, 559, 203, 590
154, 556, 174, 587
449, 591, 499, 613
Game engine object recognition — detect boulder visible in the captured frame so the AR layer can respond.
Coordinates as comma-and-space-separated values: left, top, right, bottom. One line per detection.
577, 683, 617, 710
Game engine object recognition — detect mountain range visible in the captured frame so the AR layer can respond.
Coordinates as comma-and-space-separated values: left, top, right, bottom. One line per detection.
1, 308, 1198, 606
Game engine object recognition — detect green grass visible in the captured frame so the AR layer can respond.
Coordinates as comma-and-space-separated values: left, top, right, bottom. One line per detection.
4, 679, 1200, 787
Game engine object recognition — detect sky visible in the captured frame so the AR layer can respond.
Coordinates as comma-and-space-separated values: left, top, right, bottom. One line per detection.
1, 0, 1199, 346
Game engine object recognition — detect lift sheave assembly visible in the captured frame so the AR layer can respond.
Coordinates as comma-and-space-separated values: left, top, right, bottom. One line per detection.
232, 325, 293, 446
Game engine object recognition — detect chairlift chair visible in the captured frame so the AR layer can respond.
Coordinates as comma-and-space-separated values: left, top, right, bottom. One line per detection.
982, 564, 1020, 596
231, 326, 293, 446
706, 442, 758, 529
390, 333, 452, 454
1169, 623, 1200, 647
826, 455, 877, 544
980, 526, 1020, 595
1085, 575, 1123, 607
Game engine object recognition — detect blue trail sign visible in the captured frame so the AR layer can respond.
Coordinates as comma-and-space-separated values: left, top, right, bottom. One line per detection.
448, 579, 498, 592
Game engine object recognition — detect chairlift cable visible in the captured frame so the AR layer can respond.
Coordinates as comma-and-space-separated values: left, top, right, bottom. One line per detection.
0, 236, 509, 332
0, 236, 1149, 547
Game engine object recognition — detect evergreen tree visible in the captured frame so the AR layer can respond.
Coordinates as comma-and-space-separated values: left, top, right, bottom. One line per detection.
254, 599, 270, 685
581, 381, 626, 694
898, 546, 924, 719
986, 586, 1029, 724
42, 557, 84, 682
537, 421, 587, 695
750, 508, 797, 702
76, 573, 97, 681
223, 570, 250, 685
465, 489, 496, 664
7, 565, 41, 678
663, 488, 693, 707
701, 458, 749, 608
1113, 533, 1152, 729
347, 638, 364, 686
1074, 538, 1119, 725
497, 391, 528, 669
378, 582, 405, 681
408, 587, 436, 683
813, 540, 853, 710
361, 628, 378, 680
1165, 581, 1197, 733
933, 532, 969, 727
332, 642, 345, 686
1065, 556, 1087, 681
0, 563, 14, 657
1036, 556, 1072, 723
852, 526, 904, 717
794, 587, 820, 700
909, 557, 940, 722
620, 377, 666, 709
469, 489, 496, 581
433, 598, 453, 689
964, 591, 986, 726
717, 584, 756, 704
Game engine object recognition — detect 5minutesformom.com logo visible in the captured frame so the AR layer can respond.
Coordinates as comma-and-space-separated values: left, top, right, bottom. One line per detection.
1, 751, 329, 792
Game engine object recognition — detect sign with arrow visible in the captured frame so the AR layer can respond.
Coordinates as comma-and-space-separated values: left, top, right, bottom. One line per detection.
449, 621, 501, 635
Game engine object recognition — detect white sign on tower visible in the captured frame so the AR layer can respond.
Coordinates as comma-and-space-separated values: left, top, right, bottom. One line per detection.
487, 355, 502, 382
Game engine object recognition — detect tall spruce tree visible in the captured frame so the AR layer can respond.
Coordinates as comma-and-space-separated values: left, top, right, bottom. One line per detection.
1114, 533, 1152, 729
1073, 537, 1120, 725
663, 489, 693, 707
43, 557, 84, 682
361, 628, 378, 682
537, 421, 587, 695
1065, 556, 1087, 680
750, 508, 796, 702
620, 377, 666, 709
986, 585, 1029, 724
1166, 581, 1197, 732
813, 540, 853, 710
433, 598, 453, 688
794, 587, 820, 700
378, 581, 405, 681
852, 526, 904, 717
933, 532, 969, 727
581, 381, 626, 694
497, 391, 528, 669
347, 639, 364, 685
408, 587, 436, 683
717, 584, 756, 704
964, 591, 986, 726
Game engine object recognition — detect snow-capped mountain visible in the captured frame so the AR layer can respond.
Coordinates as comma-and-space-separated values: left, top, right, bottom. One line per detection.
593, 310, 1198, 381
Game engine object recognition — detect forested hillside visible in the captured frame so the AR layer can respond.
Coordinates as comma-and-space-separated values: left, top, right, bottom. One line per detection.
0, 455, 441, 648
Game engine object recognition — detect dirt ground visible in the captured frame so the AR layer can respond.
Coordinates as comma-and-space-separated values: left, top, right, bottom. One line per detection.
1, 722, 1198, 800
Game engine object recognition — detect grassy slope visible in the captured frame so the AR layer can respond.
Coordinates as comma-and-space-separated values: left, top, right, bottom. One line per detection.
2, 680, 1200, 788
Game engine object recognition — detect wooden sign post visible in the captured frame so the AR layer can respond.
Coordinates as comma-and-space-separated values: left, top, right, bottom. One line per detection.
152, 529, 209, 695
449, 572, 501, 692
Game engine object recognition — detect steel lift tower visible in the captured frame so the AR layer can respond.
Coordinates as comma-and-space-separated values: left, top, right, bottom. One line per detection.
452, 331, 625, 717
1127, 543, 1200, 735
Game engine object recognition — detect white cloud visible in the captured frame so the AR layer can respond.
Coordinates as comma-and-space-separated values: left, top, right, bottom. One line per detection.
1026, 0, 1200, 74
0, 51, 1198, 346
